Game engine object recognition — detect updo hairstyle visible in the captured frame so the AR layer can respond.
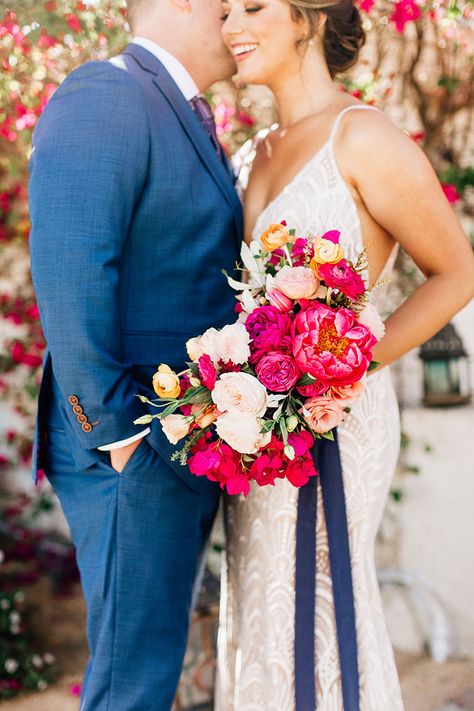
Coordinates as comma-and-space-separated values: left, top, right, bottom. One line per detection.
290, 0, 366, 78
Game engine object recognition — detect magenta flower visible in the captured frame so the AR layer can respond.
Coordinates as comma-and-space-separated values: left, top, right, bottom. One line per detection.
197, 354, 217, 390
317, 259, 365, 301
245, 304, 292, 364
256, 352, 301, 393
390, 0, 421, 32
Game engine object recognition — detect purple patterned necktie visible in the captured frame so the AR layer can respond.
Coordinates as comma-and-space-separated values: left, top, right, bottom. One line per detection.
189, 95, 224, 161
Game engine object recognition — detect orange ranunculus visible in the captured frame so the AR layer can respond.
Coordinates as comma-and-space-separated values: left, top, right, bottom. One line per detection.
310, 236, 344, 267
260, 223, 290, 252
152, 364, 181, 399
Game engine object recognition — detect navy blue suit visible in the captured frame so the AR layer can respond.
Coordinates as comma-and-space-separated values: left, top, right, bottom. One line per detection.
29, 43, 242, 710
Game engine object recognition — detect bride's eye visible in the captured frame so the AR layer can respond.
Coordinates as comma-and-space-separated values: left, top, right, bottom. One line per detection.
245, 5, 263, 12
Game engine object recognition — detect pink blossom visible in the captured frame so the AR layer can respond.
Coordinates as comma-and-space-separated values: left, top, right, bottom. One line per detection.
287, 430, 314, 457
292, 303, 377, 386
320, 230, 341, 244
358, 0, 376, 11
286, 455, 318, 487
390, 0, 421, 32
317, 259, 366, 300
291, 238, 313, 267
249, 452, 285, 487
267, 288, 293, 312
69, 683, 82, 697
256, 352, 301, 392
197, 354, 217, 390
302, 396, 345, 433
441, 183, 461, 204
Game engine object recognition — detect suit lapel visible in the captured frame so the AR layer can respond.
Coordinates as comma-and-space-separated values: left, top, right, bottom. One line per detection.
123, 44, 243, 238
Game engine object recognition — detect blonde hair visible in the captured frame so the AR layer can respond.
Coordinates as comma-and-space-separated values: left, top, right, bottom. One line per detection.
290, 0, 365, 78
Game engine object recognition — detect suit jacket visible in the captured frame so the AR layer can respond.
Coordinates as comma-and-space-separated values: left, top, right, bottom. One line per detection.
29, 43, 243, 483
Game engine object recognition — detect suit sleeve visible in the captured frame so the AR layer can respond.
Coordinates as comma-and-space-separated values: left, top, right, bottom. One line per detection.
29, 61, 150, 449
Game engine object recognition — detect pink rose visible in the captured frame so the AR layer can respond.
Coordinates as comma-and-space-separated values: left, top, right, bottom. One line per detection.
302, 396, 345, 433
198, 354, 217, 390
292, 302, 377, 386
267, 288, 293, 312
328, 379, 365, 404
274, 265, 319, 300
317, 259, 366, 300
321, 230, 341, 243
256, 352, 301, 393
245, 304, 292, 364
285, 455, 318, 487
357, 303, 385, 341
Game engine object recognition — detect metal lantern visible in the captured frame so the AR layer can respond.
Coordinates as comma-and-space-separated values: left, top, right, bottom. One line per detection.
419, 323, 471, 406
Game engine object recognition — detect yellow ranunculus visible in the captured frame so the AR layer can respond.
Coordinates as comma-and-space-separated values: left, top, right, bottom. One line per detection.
311, 236, 344, 265
260, 223, 290, 252
152, 364, 181, 399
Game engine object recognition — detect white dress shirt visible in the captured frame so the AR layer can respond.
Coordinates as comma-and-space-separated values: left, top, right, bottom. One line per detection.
98, 38, 199, 452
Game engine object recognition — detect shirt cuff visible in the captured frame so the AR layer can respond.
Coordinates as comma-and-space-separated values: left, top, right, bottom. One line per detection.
97, 428, 151, 451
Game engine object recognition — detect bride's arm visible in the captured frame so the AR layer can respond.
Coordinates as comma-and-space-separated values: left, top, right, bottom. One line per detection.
341, 111, 474, 368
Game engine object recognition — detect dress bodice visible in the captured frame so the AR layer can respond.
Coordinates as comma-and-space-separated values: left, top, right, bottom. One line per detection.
236, 105, 398, 315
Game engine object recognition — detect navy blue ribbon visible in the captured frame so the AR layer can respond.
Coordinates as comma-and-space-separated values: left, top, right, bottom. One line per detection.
294, 430, 360, 710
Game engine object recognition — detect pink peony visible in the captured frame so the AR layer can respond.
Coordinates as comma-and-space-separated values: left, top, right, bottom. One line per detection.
197, 354, 217, 390
302, 396, 345, 433
274, 265, 319, 300
286, 455, 318, 487
256, 352, 301, 393
267, 288, 293, 312
245, 304, 292, 364
292, 302, 377, 386
317, 259, 365, 300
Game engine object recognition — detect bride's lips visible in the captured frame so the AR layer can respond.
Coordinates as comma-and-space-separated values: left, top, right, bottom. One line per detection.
230, 43, 259, 63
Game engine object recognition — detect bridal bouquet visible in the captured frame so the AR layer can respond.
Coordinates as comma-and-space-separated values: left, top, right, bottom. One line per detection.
135, 222, 385, 496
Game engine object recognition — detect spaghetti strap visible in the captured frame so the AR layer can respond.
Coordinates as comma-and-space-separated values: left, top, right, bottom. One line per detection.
328, 104, 380, 145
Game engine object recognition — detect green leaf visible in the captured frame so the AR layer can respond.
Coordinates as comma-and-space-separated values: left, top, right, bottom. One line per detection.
289, 228, 296, 236
260, 419, 276, 434
279, 415, 289, 444
320, 429, 335, 441
133, 414, 154, 425
296, 373, 317, 386
368, 361, 381, 372
185, 386, 212, 405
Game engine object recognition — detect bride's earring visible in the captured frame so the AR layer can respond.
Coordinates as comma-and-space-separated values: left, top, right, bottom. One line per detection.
308, 39, 315, 46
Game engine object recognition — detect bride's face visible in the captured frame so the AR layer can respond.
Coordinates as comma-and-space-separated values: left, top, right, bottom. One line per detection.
220, 0, 305, 86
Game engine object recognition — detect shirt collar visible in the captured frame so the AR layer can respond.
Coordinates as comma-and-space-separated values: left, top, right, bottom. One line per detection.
132, 37, 199, 101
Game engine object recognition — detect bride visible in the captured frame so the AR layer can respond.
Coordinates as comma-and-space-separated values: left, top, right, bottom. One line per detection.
215, 0, 474, 709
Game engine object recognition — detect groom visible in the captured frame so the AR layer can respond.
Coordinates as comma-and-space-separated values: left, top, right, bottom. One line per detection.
28, 0, 242, 708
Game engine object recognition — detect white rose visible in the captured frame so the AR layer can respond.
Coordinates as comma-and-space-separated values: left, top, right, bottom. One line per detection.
161, 414, 191, 445
212, 372, 268, 417
216, 322, 251, 365
186, 327, 221, 364
215, 411, 271, 454
358, 303, 385, 341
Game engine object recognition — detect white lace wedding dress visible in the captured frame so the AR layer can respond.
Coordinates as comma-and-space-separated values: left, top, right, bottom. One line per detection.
215, 106, 405, 711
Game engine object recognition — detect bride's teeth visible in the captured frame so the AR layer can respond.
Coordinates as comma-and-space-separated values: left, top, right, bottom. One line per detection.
233, 44, 258, 57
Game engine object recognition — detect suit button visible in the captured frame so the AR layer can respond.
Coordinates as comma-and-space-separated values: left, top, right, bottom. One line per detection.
68, 395, 79, 405
77, 414, 87, 424
72, 404, 83, 415
82, 422, 93, 433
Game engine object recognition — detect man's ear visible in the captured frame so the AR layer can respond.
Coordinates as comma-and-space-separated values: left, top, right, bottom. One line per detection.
171, 0, 192, 13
